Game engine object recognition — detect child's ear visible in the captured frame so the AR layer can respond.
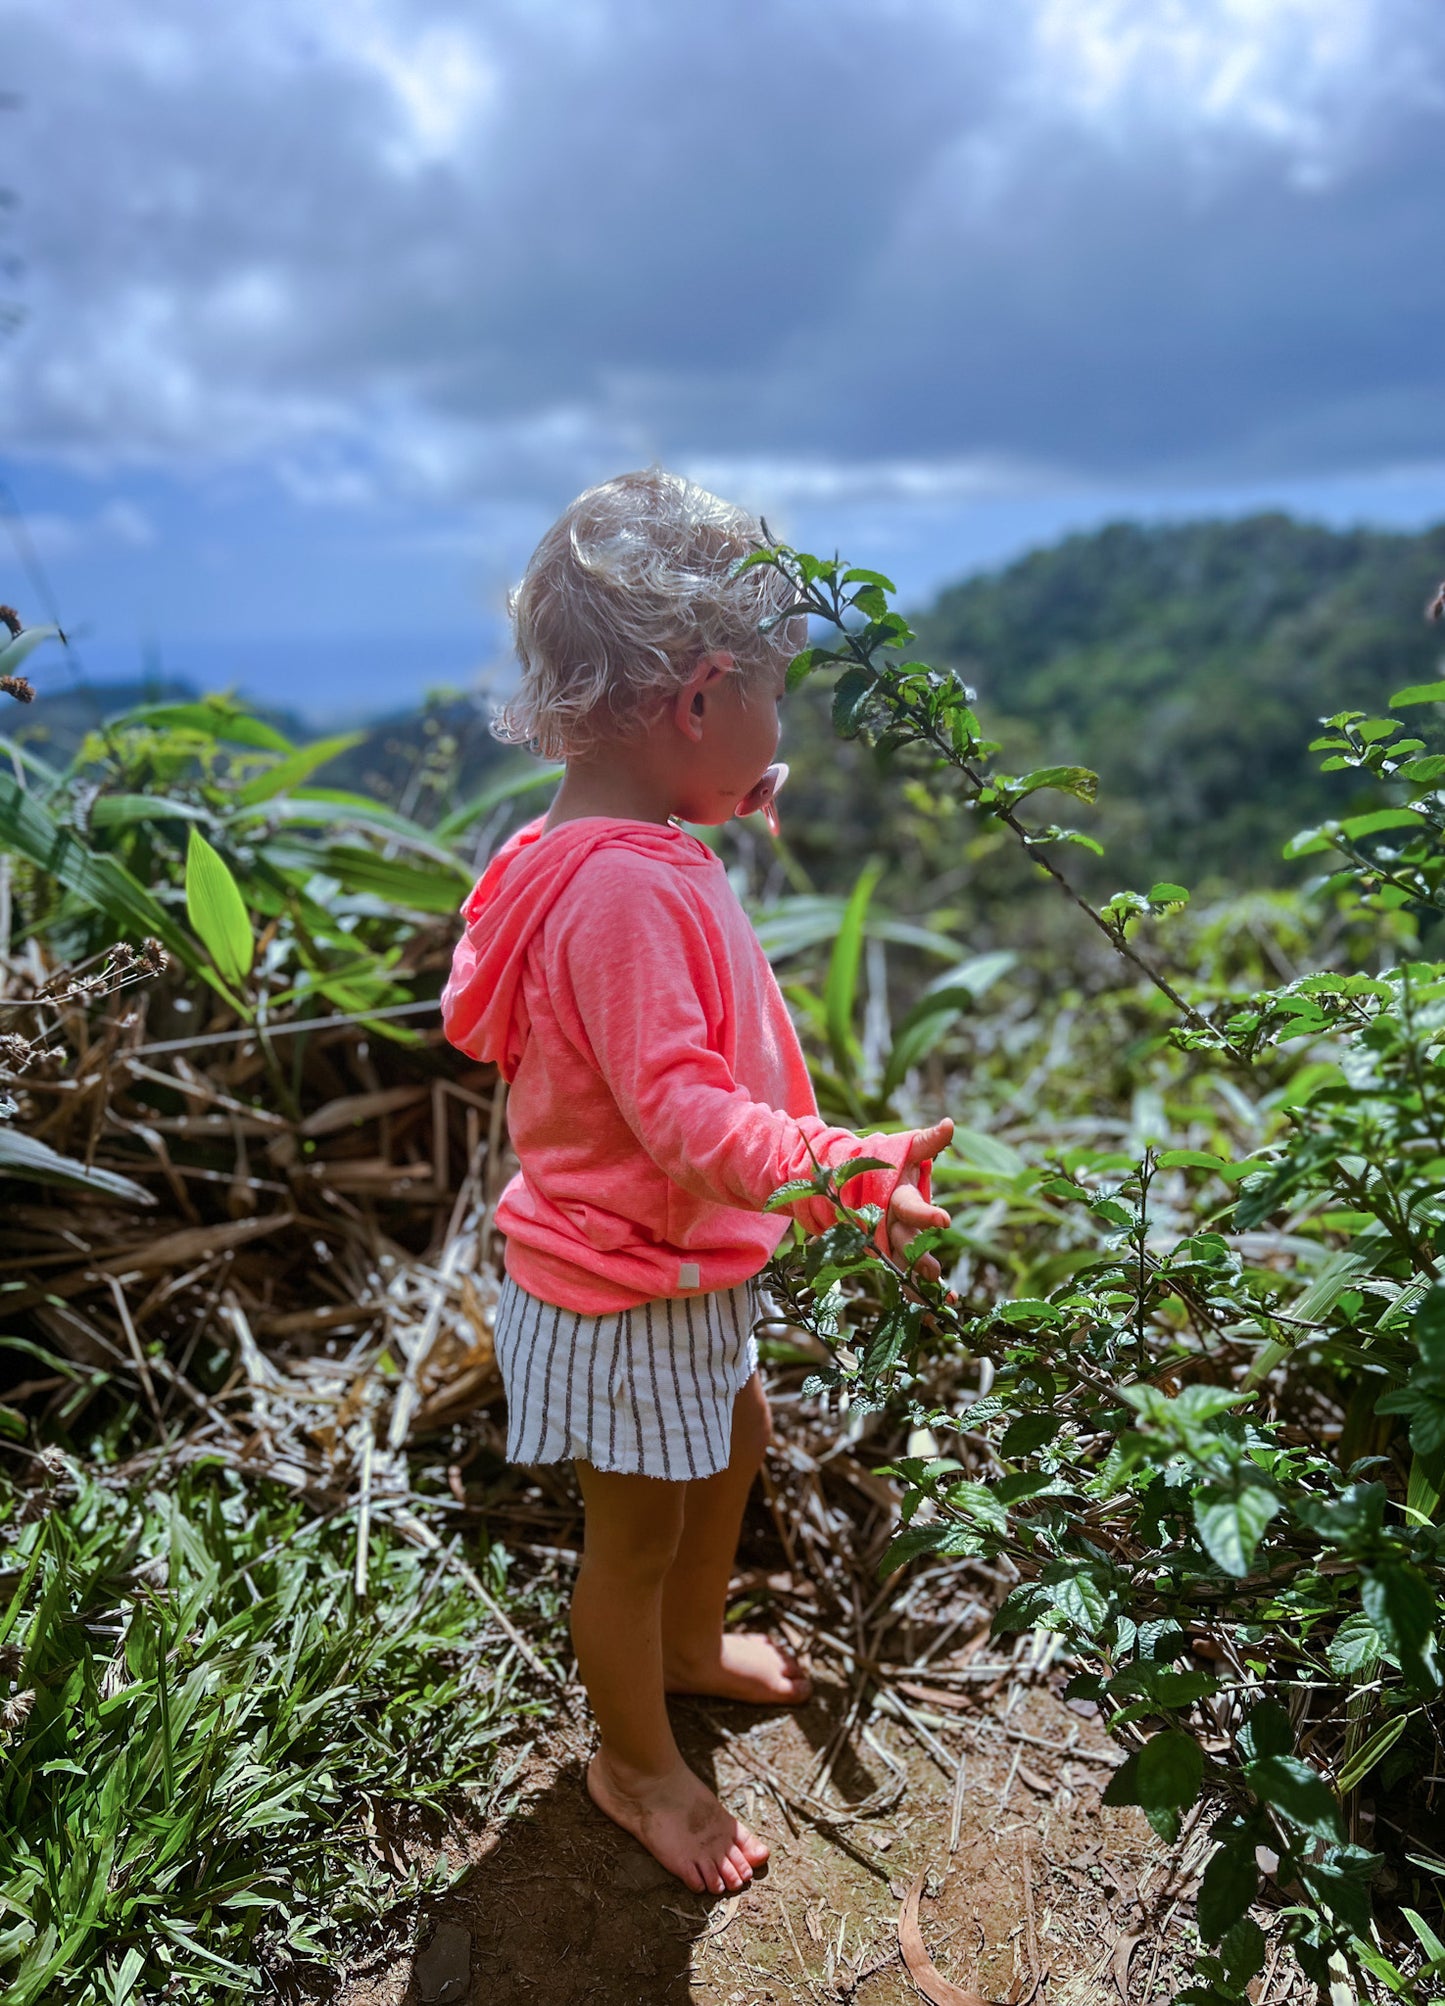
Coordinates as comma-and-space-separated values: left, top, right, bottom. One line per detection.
672, 653, 733, 741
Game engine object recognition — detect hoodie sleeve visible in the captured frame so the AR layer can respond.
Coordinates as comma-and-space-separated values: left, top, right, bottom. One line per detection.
550, 867, 930, 1252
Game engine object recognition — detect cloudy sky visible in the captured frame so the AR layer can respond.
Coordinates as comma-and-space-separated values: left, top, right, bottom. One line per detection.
3, 0, 1444, 719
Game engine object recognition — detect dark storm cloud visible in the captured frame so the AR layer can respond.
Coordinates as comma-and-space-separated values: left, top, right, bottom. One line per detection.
747, 104, 1445, 479
3, 0, 1443, 504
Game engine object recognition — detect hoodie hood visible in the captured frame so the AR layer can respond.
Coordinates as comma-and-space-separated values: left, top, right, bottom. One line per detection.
440, 814, 718, 1079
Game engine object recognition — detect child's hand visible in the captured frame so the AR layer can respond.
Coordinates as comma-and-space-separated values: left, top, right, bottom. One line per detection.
886, 1118, 955, 1301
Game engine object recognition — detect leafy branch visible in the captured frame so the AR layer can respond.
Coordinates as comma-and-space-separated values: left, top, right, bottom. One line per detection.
739, 542, 1234, 1049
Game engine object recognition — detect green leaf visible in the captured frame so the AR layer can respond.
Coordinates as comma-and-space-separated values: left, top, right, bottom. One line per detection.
0, 623, 62, 677
1042, 1560, 1110, 1635
1376, 1377, 1445, 1457
1102, 1737, 1199, 1842
785, 647, 833, 692
1390, 680, 1445, 707
236, 790, 468, 865
1136, 1729, 1204, 1816
823, 861, 881, 1081
113, 697, 292, 749
1283, 807, 1427, 858
1193, 1475, 1281, 1577
881, 951, 1016, 1096
1242, 1251, 1376, 1389
435, 761, 563, 838
1413, 1284, 1445, 1373
753, 894, 961, 965
1404, 1907, 1445, 1964
1342, 808, 1427, 839
1196, 1841, 1259, 1943
1012, 764, 1099, 805
311, 846, 472, 913
1218, 1917, 1266, 1988
877, 1522, 949, 1578
1297, 1850, 1377, 1939
1397, 754, 1445, 785
763, 1177, 825, 1211
831, 665, 873, 735
999, 1413, 1063, 1458
1407, 1447, 1445, 1525
830, 1156, 894, 1193
0, 770, 194, 964
1337, 1713, 1409, 1795
0, 1127, 155, 1204
1120, 1383, 1246, 1434
1347, 1938, 1412, 1994
1156, 1149, 1228, 1171
87, 794, 214, 829
1328, 1610, 1389, 1677
234, 733, 365, 806
1147, 881, 1190, 905
185, 829, 254, 985
1244, 1755, 1345, 1841
1361, 1561, 1440, 1692
1101, 1749, 1142, 1809
1238, 1701, 1294, 1762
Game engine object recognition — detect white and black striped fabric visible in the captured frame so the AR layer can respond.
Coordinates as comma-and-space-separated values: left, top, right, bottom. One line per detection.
492, 1271, 762, 1479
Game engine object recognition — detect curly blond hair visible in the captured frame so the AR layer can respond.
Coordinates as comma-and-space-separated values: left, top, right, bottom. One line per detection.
489, 467, 804, 762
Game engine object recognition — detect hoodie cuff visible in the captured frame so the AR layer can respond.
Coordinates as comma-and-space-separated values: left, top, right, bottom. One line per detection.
823, 1128, 931, 1261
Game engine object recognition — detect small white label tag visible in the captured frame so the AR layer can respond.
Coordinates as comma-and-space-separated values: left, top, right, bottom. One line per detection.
678, 1262, 701, 1290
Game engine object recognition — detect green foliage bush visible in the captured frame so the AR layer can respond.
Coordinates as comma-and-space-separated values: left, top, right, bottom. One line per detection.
0, 688, 560, 1040
0, 668, 564, 2002
0, 1461, 542, 2005
749, 541, 1445, 2000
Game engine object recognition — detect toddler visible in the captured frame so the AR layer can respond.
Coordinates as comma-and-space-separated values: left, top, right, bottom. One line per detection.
441, 468, 953, 1896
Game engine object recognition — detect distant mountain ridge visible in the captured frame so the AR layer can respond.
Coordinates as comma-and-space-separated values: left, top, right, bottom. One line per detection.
906, 512, 1445, 890
1, 675, 513, 813
6, 515, 1443, 904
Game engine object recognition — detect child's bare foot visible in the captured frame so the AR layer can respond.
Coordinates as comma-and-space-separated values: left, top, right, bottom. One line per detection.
587, 1749, 770, 1895
663, 1633, 813, 1705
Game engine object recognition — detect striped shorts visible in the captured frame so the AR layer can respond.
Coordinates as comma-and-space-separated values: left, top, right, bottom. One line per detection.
492, 1271, 762, 1481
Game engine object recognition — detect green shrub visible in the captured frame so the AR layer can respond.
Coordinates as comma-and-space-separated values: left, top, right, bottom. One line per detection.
754, 544, 1445, 2001
0, 1460, 546, 2005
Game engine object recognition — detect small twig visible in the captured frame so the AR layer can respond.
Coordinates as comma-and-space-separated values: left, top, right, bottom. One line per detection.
102, 1274, 161, 1427
354, 1413, 376, 1598
998, 1742, 1023, 1813
1021, 1847, 1042, 1992
780, 1902, 822, 2000
948, 1748, 968, 1854
977, 1720, 1120, 1767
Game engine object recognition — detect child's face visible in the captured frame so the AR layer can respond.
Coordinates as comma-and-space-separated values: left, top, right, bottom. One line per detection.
681, 652, 786, 826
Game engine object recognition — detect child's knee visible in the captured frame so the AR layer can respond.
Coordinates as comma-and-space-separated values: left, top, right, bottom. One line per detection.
579, 1476, 686, 1579
592, 1519, 684, 1584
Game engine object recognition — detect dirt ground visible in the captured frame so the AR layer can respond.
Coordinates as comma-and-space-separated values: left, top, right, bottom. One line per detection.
328, 1659, 1308, 2006
310, 1347, 1315, 2006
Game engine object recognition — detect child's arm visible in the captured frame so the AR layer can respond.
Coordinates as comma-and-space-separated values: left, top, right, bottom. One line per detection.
551, 872, 944, 1253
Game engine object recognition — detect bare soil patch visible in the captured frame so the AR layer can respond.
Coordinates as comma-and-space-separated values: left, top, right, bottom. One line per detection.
329, 1668, 1307, 2005
323, 1384, 1312, 2006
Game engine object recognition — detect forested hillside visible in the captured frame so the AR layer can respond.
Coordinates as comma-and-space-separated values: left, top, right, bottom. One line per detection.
14, 514, 1445, 914
908, 512, 1445, 891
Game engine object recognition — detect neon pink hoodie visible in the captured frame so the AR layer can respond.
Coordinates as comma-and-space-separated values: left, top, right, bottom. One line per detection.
440, 814, 932, 1313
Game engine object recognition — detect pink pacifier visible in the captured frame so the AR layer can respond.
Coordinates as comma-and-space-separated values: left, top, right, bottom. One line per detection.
737, 762, 789, 838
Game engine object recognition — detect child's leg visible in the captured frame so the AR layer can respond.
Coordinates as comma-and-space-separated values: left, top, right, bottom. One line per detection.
573, 1457, 769, 1895
660, 1372, 812, 1705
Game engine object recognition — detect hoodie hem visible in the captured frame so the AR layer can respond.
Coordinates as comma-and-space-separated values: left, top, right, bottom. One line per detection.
502, 1233, 779, 1315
